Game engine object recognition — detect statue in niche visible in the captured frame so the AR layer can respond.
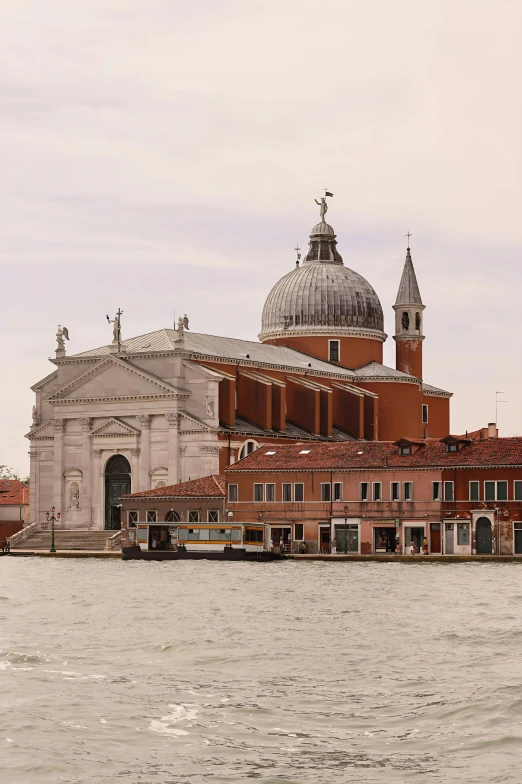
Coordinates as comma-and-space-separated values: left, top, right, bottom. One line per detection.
402, 312, 410, 330
32, 405, 38, 427
70, 482, 80, 509
205, 396, 214, 418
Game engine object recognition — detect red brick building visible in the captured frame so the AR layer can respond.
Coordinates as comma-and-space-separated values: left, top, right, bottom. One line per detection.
0, 479, 29, 540
224, 427, 522, 556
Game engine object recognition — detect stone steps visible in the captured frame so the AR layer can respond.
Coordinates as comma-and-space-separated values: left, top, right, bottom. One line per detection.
11, 530, 120, 551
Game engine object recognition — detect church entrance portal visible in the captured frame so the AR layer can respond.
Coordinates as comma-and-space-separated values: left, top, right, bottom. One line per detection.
105, 455, 131, 530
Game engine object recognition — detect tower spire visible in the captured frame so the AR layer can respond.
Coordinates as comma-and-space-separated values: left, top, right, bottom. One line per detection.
393, 243, 425, 380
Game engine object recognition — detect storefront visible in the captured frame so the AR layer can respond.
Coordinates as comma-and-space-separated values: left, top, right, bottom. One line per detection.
270, 525, 292, 552
372, 521, 398, 553
403, 523, 425, 554
443, 519, 472, 555
332, 518, 359, 553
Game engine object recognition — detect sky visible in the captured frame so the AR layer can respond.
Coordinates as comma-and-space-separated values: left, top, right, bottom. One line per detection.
1, 0, 521, 476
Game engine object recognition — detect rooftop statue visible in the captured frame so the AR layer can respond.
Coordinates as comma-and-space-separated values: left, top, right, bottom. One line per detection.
314, 190, 334, 222
56, 325, 70, 352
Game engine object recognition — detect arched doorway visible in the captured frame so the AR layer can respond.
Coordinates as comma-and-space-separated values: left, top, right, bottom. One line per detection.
105, 455, 131, 530
476, 517, 492, 554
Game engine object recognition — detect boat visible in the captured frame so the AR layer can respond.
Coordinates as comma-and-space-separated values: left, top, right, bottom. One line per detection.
122, 522, 284, 561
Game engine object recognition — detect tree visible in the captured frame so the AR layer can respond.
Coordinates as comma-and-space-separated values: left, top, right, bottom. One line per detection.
0, 466, 29, 484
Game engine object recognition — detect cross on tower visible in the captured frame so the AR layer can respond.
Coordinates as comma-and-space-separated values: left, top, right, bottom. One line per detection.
405, 231, 412, 247
295, 244, 301, 266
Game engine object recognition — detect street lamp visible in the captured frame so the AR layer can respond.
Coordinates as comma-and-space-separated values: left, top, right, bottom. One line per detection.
45, 506, 61, 553
344, 504, 349, 554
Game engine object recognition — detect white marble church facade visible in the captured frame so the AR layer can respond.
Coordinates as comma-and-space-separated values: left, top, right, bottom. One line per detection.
27, 335, 223, 530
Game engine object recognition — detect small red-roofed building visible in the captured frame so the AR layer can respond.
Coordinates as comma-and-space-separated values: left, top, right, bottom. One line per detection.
120, 475, 226, 550
0, 480, 30, 540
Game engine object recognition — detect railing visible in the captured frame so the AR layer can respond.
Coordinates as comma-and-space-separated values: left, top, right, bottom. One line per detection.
7, 521, 48, 548
105, 531, 122, 551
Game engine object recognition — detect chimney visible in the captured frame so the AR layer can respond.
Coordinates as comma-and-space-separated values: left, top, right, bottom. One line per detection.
488, 422, 497, 439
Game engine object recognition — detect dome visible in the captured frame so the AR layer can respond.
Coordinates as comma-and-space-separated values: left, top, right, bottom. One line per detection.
259, 217, 384, 340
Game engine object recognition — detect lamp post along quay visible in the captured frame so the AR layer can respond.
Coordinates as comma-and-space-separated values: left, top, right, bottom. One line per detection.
344, 505, 349, 555
46, 506, 61, 553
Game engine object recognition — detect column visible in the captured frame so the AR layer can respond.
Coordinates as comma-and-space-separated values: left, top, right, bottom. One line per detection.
52, 419, 65, 525
92, 450, 103, 530
166, 413, 179, 485
79, 418, 93, 527
29, 450, 39, 525
131, 448, 141, 494
138, 415, 151, 492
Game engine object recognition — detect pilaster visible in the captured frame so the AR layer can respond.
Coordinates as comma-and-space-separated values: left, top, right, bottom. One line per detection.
92, 450, 103, 530
52, 419, 65, 522
166, 413, 180, 485
29, 450, 39, 525
79, 418, 93, 526
138, 415, 151, 492
131, 448, 141, 492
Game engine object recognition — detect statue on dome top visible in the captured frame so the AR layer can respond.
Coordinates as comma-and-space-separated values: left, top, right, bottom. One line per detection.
314, 190, 333, 222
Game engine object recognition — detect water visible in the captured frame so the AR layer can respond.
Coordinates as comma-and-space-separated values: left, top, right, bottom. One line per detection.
1, 560, 522, 783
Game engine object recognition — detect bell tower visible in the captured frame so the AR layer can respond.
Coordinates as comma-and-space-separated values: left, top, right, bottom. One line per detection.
393, 244, 425, 379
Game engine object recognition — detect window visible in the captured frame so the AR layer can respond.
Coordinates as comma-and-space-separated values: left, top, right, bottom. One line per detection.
165, 510, 180, 522
402, 311, 410, 330
188, 510, 200, 523
128, 510, 138, 525
403, 482, 413, 501
299, 449, 311, 454
432, 482, 441, 501
400, 445, 411, 455
372, 482, 382, 501
239, 440, 259, 460
329, 340, 340, 362
228, 484, 238, 502
446, 443, 458, 453
294, 483, 304, 502
469, 481, 479, 502
422, 405, 428, 424
321, 483, 331, 502
415, 312, 421, 331
333, 482, 343, 501
485, 481, 496, 501
208, 510, 219, 522
265, 484, 275, 502
391, 482, 400, 501
254, 484, 264, 502
265, 450, 276, 455
515, 481, 522, 501
443, 481, 454, 502
282, 483, 292, 502
146, 510, 157, 523
294, 523, 304, 540
457, 523, 470, 545
497, 481, 508, 501
360, 482, 369, 501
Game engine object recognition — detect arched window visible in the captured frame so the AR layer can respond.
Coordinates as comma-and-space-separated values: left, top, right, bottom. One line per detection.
239, 440, 259, 460
165, 510, 180, 523
415, 312, 421, 331
156, 481, 166, 488
401, 312, 410, 330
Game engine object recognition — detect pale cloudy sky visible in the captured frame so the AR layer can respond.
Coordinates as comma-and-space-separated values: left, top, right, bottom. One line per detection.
1, 0, 521, 475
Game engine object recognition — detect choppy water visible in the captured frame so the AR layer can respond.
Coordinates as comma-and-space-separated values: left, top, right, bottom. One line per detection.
1, 560, 522, 783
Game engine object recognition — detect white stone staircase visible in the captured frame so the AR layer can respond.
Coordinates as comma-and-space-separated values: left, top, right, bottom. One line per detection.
10, 529, 120, 552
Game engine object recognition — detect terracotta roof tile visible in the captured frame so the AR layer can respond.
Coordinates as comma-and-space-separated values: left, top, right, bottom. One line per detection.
123, 475, 226, 499
0, 480, 29, 505
225, 437, 522, 471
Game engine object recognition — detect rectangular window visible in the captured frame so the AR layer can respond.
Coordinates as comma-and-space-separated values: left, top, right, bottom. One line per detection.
360, 482, 369, 501
128, 510, 138, 524
422, 404, 428, 424
282, 483, 292, 502
333, 482, 343, 501
485, 481, 496, 501
515, 481, 522, 501
372, 482, 382, 501
400, 445, 411, 455
391, 482, 400, 501
457, 523, 470, 546
265, 483, 275, 502
146, 510, 157, 523
432, 482, 441, 501
294, 523, 304, 540
329, 340, 340, 362
469, 481, 479, 502
404, 482, 413, 501
497, 481, 508, 501
254, 483, 264, 502
443, 481, 454, 502
228, 484, 238, 502
188, 510, 200, 523
294, 483, 304, 502
208, 510, 219, 523
321, 483, 331, 502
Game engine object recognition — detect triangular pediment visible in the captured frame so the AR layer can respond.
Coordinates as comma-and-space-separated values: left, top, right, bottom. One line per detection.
47, 356, 187, 403
179, 411, 213, 432
25, 421, 55, 440
91, 417, 140, 437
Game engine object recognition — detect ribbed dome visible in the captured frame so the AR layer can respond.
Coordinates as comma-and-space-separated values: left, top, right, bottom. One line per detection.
259, 216, 384, 339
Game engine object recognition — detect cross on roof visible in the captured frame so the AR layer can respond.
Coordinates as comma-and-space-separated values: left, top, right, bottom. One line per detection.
405, 231, 412, 247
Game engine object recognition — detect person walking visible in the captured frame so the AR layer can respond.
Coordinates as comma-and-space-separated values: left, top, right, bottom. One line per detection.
410, 540, 417, 555
279, 536, 285, 555
331, 536, 337, 555
422, 536, 429, 555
